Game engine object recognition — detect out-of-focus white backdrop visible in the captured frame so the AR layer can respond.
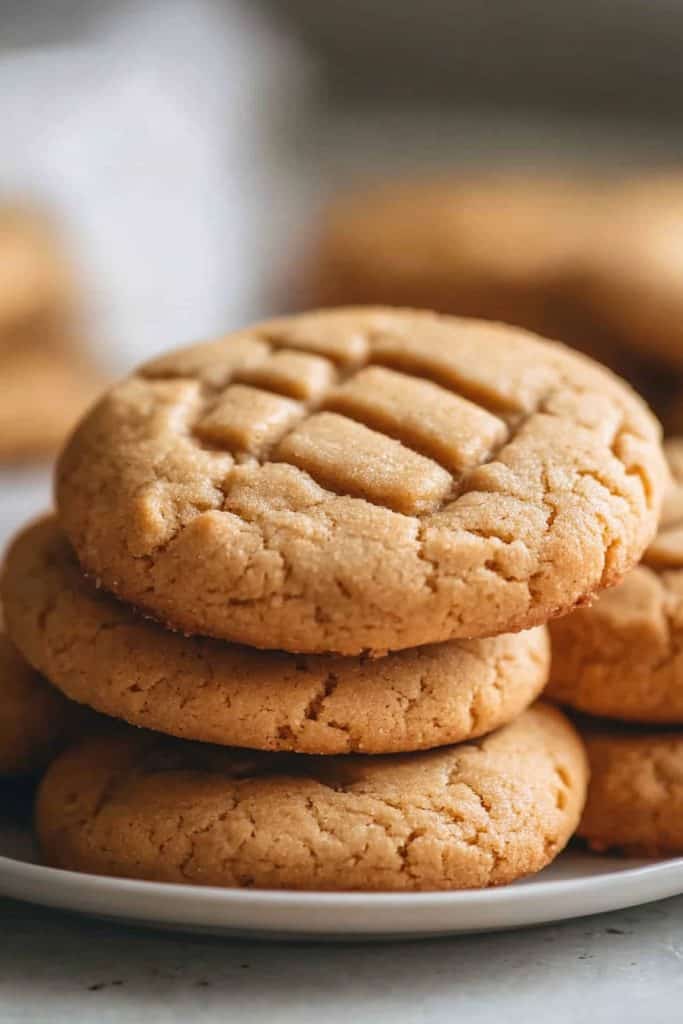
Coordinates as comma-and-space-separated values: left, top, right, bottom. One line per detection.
0, 0, 309, 373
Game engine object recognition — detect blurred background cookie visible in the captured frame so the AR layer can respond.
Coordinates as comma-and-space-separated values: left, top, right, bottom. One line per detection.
0, 205, 76, 358
0, 350, 101, 462
0, 204, 103, 463
312, 175, 594, 337
583, 175, 683, 371
310, 174, 680, 411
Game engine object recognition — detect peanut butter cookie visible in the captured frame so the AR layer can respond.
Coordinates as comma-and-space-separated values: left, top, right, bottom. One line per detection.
549, 439, 683, 722
56, 308, 666, 654
579, 723, 683, 856
0, 631, 88, 777
2, 518, 549, 754
36, 703, 587, 890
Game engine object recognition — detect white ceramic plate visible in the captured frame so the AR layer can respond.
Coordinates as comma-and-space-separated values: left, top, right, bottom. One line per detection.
2, 820, 683, 940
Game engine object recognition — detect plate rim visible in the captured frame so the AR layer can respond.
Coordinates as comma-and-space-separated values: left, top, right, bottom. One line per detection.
0, 850, 682, 906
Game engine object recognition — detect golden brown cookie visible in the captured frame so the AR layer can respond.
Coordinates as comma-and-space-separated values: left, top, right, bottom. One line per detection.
0, 631, 89, 777
548, 438, 683, 723
36, 703, 587, 890
56, 308, 666, 655
579, 723, 683, 856
583, 174, 683, 369
313, 176, 596, 338
2, 517, 549, 754
0, 205, 75, 356
0, 349, 102, 461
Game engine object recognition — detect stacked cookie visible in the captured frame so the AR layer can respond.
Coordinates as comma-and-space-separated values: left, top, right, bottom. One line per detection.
0, 204, 101, 462
0, 631, 90, 779
547, 439, 683, 856
0, 308, 668, 890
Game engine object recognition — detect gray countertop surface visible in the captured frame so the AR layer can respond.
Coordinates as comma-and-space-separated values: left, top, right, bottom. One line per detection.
1, 893, 683, 1023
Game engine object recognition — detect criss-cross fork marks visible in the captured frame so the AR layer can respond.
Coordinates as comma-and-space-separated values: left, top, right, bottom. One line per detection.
140, 320, 584, 518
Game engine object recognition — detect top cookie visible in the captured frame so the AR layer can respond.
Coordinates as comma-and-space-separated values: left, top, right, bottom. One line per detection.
56, 308, 666, 654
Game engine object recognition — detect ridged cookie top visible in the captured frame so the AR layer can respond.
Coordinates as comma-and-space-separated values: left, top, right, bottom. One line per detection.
56, 308, 666, 654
